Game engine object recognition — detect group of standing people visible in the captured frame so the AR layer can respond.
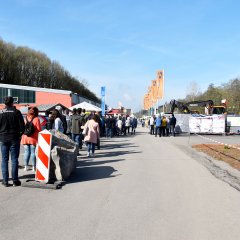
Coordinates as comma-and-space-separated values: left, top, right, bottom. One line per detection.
46, 106, 101, 157
0, 97, 47, 187
65, 107, 100, 157
0, 97, 101, 187
105, 115, 138, 137
149, 114, 176, 137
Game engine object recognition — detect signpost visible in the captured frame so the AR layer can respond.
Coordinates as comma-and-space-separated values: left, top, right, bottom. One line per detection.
101, 86, 105, 115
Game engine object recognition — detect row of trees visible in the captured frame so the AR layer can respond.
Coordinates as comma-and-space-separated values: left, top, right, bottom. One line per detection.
182, 79, 240, 114
0, 38, 100, 103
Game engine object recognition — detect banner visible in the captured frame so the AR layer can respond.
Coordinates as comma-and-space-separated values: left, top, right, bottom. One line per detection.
189, 115, 226, 134
156, 70, 164, 99
143, 69, 165, 110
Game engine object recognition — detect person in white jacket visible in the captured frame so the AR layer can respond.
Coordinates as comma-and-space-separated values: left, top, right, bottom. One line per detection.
125, 117, 131, 134
149, 115, 155, 135
116, 117, 123, 135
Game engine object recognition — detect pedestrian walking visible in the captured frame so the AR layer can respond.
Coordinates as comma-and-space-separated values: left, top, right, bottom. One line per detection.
84, 115, 100, 157
0, 96, 25, 187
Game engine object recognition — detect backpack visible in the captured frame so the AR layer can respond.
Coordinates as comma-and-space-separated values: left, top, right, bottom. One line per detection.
24, 117, 35, 137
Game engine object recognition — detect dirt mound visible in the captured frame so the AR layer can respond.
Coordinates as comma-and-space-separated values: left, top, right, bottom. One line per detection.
192, 144, 240, 170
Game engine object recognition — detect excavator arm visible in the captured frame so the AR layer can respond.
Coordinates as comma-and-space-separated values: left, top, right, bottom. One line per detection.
170, 99, 191, 113
185, 100, 214, 108
170, 99, 225, 114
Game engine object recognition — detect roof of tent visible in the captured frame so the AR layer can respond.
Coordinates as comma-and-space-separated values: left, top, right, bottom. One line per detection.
69, 101, 101, 112
19, 103, 69, 114
107, 109, 122, 115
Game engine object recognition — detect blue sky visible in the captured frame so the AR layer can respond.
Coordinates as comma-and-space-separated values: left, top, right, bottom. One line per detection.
1, 0, 240, 111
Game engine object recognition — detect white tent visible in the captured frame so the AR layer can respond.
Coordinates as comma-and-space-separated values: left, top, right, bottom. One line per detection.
69, 101, 101, 112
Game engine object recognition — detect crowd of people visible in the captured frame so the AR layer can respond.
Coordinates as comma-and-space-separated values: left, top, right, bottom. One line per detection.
0, 96, 138, 187
143, 114, 177, 137
105, 115, 138, 137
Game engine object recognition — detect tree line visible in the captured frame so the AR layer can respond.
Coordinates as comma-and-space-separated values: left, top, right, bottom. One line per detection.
180, 79, 240, 114
139, 78, 240, 115
0, 38, 100, 103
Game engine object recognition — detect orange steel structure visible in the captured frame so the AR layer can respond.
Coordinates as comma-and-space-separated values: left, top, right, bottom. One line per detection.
143, 70, 164, 110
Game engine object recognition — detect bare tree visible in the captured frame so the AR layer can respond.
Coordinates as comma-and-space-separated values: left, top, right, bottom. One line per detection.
186, 81, 201, 101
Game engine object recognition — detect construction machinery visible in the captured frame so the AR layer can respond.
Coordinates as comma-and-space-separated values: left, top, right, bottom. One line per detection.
170, 99, 226, 115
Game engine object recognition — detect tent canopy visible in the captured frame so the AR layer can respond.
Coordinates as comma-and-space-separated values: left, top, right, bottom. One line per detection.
69, 101, 101, 112
107, 109, 122, 115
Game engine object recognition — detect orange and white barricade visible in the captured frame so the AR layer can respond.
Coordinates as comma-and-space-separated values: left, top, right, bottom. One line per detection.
35, 129, 52, 183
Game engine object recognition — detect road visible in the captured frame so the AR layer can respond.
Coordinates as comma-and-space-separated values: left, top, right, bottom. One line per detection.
1, 128, 240, 240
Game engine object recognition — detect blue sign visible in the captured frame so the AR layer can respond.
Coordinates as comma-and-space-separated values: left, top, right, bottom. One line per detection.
101, 96, 105, 115
101, 86, 105, 97
101, 86, 106, 115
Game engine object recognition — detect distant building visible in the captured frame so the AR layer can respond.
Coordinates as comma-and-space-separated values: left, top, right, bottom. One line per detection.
0, 83, 100, 109
123, 108, 132, 116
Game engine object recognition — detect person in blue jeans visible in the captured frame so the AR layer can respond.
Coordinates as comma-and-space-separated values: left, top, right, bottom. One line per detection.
105, 115, 111, 137
21, 107, 41, 171
155, 115, 162, 137
70, 108, 85, 150
0, 97, 25, 187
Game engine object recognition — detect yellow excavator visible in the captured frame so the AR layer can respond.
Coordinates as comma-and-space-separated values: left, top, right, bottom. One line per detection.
170, 99, 227, 115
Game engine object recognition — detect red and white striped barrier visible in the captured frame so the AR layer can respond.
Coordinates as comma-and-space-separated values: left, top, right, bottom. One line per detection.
35, 130, 52, 183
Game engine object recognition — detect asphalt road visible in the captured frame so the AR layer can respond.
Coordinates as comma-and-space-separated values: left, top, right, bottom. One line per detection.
1, 128, 240, 240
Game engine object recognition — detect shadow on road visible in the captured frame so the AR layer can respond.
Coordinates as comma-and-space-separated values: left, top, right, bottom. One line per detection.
77, 159, 124, 167
19, 173, 35, 180
102, 143, 139, 150
68, 165, 119, 183
96, 150, 142, 158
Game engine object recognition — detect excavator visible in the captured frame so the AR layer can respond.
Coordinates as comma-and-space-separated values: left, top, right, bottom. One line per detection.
170, 99, 226, 115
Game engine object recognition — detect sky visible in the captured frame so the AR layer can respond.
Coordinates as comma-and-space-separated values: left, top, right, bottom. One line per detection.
1, 0, 240, 112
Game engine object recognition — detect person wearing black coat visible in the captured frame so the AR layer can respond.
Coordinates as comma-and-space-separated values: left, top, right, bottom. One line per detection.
170, 114, 177, 137
0, 97, 25, 187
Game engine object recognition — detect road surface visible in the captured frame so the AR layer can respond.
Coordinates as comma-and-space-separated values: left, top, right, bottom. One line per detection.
1, 128, 240, 240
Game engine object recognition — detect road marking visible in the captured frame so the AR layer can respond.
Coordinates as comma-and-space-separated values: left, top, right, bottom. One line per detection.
193, 133, 240, 151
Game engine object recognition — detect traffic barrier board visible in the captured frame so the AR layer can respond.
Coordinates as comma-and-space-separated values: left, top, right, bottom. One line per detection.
35, 130, 52, 183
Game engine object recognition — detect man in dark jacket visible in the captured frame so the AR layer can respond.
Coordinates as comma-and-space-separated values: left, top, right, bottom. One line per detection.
131, 117, 138, 135
170, 114, 177, 137
71, 108, 85, 150
0, 97, 25, 187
